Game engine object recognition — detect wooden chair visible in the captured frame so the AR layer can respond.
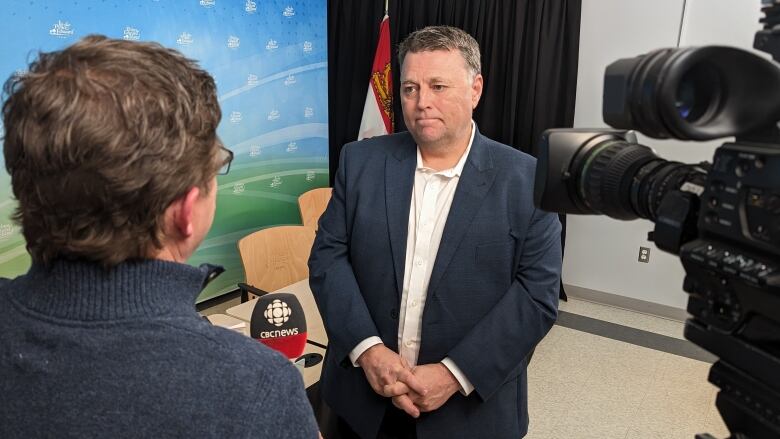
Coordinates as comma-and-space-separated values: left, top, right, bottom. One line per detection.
298, 187, 332, 229
237, 225, 316, 302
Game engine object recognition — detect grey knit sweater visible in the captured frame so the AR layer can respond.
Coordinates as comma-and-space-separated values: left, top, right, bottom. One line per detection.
0, 259, 318, 438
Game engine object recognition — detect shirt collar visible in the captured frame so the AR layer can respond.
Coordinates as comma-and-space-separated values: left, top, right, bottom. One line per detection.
415, 120, 475, 178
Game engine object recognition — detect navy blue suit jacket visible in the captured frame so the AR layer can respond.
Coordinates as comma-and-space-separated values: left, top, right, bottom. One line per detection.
308, 129, 562, 439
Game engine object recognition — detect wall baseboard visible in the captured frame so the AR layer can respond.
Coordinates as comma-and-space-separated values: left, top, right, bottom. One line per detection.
564, 284, 689, 322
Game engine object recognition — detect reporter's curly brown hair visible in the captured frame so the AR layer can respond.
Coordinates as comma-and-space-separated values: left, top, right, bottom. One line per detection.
2, 35, 223, 267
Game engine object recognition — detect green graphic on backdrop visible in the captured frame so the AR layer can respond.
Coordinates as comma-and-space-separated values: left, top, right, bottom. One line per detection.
0, 0, 329, 302
0, 171, 27, 276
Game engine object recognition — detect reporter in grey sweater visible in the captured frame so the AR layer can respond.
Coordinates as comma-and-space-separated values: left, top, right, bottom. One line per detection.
0, 35, 318, 438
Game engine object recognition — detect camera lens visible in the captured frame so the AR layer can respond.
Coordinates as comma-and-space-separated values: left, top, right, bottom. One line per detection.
534, 129, 709, 221
571, 139, 658, 220
573, 139, 705, 221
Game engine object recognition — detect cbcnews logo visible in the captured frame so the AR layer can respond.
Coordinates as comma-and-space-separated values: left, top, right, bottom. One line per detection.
264, 299, 292, 326
259, 328, 299, 338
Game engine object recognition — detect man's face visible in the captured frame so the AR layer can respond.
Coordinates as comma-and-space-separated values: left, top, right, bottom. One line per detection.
400, 49, 483, 149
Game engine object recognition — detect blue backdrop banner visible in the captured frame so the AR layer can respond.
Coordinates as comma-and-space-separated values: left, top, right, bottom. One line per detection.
0, 0, 329, 301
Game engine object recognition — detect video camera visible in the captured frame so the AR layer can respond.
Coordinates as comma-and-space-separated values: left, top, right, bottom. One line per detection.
533, 2, 780, 438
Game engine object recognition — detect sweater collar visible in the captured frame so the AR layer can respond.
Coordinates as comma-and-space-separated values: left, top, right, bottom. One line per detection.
8, 258, 217, 321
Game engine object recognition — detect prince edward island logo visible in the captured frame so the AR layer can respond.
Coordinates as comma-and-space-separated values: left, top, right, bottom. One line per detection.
123, 26, 140, 41
49, 20, 74, 38
177, 32, 193, 46
264, 299, 292, 326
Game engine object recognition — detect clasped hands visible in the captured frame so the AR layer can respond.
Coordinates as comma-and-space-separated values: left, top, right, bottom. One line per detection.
356, 344, 460, 418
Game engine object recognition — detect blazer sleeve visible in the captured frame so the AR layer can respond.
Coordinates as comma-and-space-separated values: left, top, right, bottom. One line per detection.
308, 144, 381, 364
446, 206, 562, 402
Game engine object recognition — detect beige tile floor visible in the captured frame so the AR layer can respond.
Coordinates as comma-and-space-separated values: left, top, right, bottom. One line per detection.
526, 299, 729, 439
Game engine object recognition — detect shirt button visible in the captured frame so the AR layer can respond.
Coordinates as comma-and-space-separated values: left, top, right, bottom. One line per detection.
415, 259, 423, 266
405, 340, 414, 347
411, 299, 418, 307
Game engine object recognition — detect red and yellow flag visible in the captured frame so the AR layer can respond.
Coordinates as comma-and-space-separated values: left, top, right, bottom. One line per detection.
358, 14, 393, 140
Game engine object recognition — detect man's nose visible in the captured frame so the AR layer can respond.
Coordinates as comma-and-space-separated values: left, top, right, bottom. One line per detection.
416, 87, 431, 109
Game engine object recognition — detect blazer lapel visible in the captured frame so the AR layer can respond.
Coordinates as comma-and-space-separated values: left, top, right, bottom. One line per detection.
385, 134, 417, 299
426, 131, 497, 299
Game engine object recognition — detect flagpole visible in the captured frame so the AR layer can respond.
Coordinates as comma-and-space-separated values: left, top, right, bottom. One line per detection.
384, 0, 389, 16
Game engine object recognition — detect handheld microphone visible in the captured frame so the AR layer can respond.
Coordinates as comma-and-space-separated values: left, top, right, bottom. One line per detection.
250, 293, 307, 359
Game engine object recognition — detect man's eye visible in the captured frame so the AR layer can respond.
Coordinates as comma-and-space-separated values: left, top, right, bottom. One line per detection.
403, 86, 417, 94
432, 84, 445, 91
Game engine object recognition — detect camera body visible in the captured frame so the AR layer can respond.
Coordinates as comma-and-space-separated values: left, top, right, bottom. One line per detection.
681, 140, 780, 439
534, 3, 780, 438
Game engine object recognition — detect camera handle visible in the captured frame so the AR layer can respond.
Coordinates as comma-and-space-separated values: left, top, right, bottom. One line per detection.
755, 1, 780, 62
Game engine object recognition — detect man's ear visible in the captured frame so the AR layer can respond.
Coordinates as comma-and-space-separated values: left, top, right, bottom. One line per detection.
170, 186, 201, 238
471, 73, 484, 109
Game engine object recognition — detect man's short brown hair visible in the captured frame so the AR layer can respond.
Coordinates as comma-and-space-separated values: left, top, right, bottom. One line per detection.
398, 26, 481, 78
2, 35, 223, 267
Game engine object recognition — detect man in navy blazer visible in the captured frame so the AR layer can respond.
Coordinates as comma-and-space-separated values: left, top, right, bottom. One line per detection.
309, 26, 562, 439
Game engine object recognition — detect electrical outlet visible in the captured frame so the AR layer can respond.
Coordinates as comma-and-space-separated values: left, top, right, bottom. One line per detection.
638, 246, 651, 263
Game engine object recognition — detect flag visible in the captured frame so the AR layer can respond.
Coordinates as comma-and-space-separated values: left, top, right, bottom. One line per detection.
357, 14, 393, 140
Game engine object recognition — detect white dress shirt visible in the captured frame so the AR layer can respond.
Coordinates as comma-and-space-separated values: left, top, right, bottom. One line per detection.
349, 122, 476, 395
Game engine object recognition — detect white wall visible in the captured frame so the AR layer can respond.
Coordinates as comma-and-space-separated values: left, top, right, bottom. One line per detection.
565, 0, 763, 309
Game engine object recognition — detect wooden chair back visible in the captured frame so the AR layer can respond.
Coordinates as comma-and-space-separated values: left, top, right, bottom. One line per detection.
237, 225, 316, 300
298, 187, 332, 229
